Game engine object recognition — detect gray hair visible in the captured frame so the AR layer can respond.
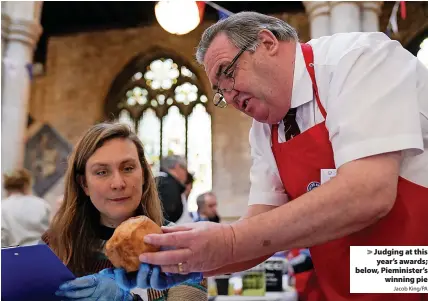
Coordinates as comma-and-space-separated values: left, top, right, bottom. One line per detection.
196, 191, 215, 212
160, 155, 187, 171
196, 11, 298, 64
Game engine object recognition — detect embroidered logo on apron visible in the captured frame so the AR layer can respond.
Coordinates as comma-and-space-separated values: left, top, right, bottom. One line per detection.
307, 181, 320, 192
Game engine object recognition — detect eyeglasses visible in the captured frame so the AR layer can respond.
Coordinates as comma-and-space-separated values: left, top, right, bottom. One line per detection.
213, 46, 248, 108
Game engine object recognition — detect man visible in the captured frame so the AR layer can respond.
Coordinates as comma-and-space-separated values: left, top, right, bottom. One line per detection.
139, 12, 428, 301
155, 155, 188, 223
193, 192, 221, 223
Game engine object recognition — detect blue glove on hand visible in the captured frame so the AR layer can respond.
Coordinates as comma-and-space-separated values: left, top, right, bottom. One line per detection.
56, 270, 133, 301
114, 263, 203, 291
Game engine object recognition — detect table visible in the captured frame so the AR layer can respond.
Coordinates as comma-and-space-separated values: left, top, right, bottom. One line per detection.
208, 291, 298, 301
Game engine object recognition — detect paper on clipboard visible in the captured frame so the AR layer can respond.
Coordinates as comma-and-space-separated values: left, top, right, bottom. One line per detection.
1, 244, 76, 301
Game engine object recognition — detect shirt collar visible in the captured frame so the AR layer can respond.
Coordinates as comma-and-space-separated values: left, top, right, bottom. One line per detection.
290, 43, 313, 109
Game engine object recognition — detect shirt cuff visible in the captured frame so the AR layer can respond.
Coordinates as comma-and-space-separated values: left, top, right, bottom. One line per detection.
248, 191, 289, 207
333, 134, 424, 168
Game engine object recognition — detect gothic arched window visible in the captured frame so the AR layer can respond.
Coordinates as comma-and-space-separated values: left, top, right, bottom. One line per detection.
107, 54, 212, 212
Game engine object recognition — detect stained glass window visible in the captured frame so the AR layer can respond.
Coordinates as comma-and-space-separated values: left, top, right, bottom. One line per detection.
138, 109, 161, 170
162, 106, 186, 157
187, 104, 212, 210
115, 56, 212, 212
118, 110, 135, 132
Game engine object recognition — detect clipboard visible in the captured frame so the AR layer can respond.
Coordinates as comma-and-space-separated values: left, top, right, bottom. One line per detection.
1, 244, 76, 301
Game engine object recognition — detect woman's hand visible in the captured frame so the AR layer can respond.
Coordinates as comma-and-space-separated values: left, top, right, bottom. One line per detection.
56, 271, 133, 301
114, 263, 203, 291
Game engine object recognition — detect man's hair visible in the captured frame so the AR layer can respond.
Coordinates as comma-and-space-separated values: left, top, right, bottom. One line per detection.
160, 155, 187, 171
196, 11, 298, 64
196, 191, 215, 213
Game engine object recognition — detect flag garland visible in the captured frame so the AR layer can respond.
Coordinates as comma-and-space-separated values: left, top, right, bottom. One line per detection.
205, 1, 234, 20
386, 1, 406, 37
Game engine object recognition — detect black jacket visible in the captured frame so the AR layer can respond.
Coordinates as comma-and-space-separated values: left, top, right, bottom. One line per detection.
155, 171, 185, 223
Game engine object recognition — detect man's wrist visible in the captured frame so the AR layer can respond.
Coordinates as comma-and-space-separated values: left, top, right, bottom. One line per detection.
224, 223, 237, 264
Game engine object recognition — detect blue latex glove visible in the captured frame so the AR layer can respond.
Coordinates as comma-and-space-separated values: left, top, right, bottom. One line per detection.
114, 263, 203, 291
55, 270, 133, 301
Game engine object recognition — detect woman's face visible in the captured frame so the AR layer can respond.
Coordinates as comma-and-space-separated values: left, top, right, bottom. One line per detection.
82, 138, 144, 227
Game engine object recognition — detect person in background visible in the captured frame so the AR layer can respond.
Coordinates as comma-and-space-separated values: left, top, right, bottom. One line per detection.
194, 192, 221, 223
176, 172, 195, 225
41, 123, 206, 301
1, 168, 51, 247
156, 155, 188, 223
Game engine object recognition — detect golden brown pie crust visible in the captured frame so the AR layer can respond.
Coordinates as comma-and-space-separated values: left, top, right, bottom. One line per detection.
106, 216, 162, 272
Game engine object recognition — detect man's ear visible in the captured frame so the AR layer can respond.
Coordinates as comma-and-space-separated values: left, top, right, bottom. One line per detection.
78, 175, 89, 196
257, 29, 279, 56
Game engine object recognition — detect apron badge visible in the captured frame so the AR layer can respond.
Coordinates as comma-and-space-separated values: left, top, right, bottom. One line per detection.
307, 181, 321, 192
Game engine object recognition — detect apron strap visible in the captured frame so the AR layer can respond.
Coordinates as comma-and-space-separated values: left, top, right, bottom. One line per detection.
271, 123, 279, 144
300, 43, 327, 119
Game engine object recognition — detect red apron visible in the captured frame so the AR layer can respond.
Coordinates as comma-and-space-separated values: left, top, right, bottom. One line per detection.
271, 43, 428, 301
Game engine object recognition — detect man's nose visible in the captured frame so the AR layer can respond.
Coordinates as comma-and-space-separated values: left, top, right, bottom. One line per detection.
110, 171, 126, 190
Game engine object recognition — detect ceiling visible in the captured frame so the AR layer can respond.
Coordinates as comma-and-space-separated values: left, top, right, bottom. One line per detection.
34, 1, 305, 63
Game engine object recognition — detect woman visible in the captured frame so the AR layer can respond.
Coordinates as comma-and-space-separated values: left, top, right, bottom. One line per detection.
2, 168, 51, 247
42, 122, 207, 301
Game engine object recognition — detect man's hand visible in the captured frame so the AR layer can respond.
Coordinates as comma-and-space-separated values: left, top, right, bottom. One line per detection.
139, 222, 236, 273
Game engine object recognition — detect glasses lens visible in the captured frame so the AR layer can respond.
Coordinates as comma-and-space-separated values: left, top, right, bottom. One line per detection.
222, 76, 235, 92
213, 93, 227, 108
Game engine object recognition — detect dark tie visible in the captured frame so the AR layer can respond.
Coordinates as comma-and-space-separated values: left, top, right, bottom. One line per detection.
283, 108, 301, 141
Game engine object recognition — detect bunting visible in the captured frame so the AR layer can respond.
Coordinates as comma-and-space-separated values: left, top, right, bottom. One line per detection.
205, 1, 234, 20
386, 1, 406, 37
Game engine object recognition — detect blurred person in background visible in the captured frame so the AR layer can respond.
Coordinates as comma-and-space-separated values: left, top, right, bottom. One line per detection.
194, 192, 221, 223
176, 172, 195, 225
156, 155, 188, 223
1, 168, 51, 247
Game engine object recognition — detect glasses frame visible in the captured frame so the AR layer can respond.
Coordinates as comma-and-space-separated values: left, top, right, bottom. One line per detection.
213, 46, 248, 108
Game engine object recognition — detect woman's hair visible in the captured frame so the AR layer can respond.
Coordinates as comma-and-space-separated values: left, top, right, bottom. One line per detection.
3, 168, 32, 193
48, 122, 163, 276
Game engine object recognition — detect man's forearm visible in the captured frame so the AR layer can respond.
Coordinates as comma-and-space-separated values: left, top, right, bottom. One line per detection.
203, 255, 271, 277
228, 153, 400, 264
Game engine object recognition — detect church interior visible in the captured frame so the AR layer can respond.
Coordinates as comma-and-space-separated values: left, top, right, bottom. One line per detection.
1, 1, 428, 299
2, 1, 426, 220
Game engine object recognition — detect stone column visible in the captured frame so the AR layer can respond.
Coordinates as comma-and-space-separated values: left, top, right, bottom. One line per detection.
1, 1, 43, 180
2, 3, 11, 58
304, 2, 331, 39
361, 1, 383, 32
330, 1, 361, 34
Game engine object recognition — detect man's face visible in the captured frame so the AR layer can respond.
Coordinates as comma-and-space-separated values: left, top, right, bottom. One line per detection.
170, 164, 188, 185
203, 32, 291, 124
202, 194, 218, 218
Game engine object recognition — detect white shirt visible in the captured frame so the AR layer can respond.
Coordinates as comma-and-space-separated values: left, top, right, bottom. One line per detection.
176, 194, 194, 224
1, 193, 52, 247
249, 32, 428, 207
